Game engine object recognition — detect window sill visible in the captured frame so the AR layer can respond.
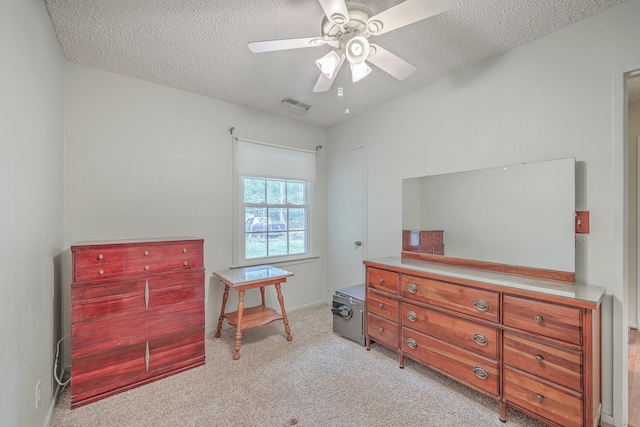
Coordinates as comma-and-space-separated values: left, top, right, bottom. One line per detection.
231, 254, 319, 269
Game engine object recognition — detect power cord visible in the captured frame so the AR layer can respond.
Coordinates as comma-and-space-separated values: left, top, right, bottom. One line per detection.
53, 334, 71, 392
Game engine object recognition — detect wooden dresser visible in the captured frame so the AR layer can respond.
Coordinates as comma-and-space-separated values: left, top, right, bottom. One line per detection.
70, 237, 205, 408
364, 256, 604, 427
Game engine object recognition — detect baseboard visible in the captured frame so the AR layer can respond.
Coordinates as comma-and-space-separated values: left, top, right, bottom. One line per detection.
45, 383, 61, 427
284, 300, 327, 313
600, 412, 614, 426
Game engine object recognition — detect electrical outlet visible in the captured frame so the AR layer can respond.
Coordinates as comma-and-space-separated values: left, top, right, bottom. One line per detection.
35, 380, 41, 410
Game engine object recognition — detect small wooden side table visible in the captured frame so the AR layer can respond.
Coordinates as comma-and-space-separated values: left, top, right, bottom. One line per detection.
213, 265, 293, 360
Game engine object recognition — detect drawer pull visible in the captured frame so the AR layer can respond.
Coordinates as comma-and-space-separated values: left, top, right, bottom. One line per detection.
378, 303, 384, 308
379, 278, 384, 284
473, 333, 488, 347
535, 355, 543, 363
378, 327, 384, 333
183, 261, 188, 266
99, 269, 104, 275
473, 366, 488, 380
98, 254, 104, 260
144, 280, 149, 310
534, 315, 543, 323
473, 299, 489, 312
145, 341, 150, 372
406, 311, 417, 322
183, 248, 187, 253
144, 250, 149, 256
535, 394, 543, 402
144, 265, 150, 270
407, 283, 417, 294
407, 338, 417, 349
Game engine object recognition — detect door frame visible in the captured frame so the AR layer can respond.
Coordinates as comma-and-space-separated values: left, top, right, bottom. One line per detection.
613, 63, 640, 427
327, 145, 368, 300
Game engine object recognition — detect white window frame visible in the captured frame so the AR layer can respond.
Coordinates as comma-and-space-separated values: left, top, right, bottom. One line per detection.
238, 176, 313, 265
232, 138, 317, 267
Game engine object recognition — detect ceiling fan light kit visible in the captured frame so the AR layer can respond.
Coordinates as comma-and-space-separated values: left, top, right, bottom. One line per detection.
248, 0, 457, 92
345, 36, 370, 65
350, 61, 372, 83
316, 50, 343, 79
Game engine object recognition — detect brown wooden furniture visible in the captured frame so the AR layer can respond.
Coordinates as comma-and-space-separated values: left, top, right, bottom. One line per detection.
402, 230, 444, 255
70, 237, 205, 409
364, 256, 604, 427
213, 265, 293, 360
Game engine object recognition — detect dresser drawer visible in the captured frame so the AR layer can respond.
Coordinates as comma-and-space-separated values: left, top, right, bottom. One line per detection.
125, 257, 168, 276
420, 230, 443, 245
402, 303, 498, 360
148, 327, 204, 372
71, 310, 149, 359
402, 327, 499, 397
145, 300, 205, 341
402, 275, 499, 322
167, 241, 202, 258
73, 247, 125, 282
74, 260, 125, 282
71, 280, 146, 323
368, 313, 398, 349
367, 291, 399, 322
503, 366, 582, 427
125, 245, 167, 261
149, 283, 204, 309
368, 268, 399, 294
71, 342, 147, 397
504, 331, 582, 392
148, 272, 205, 308
167, 254, 202, 271
503, 295, 582, 345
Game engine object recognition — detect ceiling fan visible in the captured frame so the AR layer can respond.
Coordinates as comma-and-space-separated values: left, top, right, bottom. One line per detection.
248, 0, 457, 93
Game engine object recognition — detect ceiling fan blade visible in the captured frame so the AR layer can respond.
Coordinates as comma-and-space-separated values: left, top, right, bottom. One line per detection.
248, 37, 325, 53
313, 56, 345, 92
318, 0, 350, 25
367, 44, 416, 80
366, 0, 456, 36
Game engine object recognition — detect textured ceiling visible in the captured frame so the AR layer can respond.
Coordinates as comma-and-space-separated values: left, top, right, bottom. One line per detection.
46, 0, 634, 127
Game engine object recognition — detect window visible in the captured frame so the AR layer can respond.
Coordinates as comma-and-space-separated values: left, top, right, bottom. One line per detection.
242, 177, 309, 260
234, 138, 316, 266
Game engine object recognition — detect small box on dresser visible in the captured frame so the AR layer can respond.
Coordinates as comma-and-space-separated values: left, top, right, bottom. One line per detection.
70, 237, 205, 409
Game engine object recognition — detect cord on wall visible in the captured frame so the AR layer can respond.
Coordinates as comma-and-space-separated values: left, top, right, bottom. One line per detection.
53, 334, 71, 391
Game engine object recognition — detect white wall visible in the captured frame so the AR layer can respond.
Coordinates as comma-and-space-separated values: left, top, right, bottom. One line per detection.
327, 1, 640, 425
62, 63, 328, 364
0, 1, 64, 426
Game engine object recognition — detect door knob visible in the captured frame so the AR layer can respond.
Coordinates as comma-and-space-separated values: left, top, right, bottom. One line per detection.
354, 241, 362, 247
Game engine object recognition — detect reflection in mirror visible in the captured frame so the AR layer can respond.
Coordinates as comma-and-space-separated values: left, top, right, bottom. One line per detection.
402, 158, 576, 273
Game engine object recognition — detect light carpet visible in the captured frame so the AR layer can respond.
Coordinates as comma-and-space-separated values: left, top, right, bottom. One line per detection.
51, 304, 554, 427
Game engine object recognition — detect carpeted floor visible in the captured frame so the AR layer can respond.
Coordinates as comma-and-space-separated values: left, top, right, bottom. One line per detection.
51, 304, 552, 427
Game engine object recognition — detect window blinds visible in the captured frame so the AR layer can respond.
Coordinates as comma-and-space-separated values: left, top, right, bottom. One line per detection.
236, 138, 316, 182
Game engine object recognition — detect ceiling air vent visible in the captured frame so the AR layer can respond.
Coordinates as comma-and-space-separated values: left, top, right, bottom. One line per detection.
281, 97, 311, 115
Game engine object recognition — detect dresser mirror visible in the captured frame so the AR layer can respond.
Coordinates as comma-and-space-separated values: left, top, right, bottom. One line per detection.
402, 158, 576, 273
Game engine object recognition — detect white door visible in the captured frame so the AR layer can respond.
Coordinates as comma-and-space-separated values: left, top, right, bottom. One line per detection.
327, 147, 365, 298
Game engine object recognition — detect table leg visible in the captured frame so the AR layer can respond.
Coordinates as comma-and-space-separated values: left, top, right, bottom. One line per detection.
233, 289, 245, 360
215, 284, 230, 338
275, 283, 292, 341
260, 286, 265, 306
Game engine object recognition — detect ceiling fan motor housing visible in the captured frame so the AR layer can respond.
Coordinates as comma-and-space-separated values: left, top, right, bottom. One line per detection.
321, 2, 373, 53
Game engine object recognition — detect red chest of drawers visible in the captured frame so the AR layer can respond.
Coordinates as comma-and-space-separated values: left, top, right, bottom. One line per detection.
70, 237, 205, 408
